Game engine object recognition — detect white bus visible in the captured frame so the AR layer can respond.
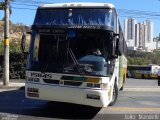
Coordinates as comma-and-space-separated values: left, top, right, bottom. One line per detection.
21, 2, 127, 107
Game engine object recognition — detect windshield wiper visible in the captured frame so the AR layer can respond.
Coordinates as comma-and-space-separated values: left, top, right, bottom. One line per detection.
68, 48, 84, 75
41, 63, 49, 73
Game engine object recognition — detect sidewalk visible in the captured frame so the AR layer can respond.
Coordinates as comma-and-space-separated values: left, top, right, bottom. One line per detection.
0, 79, 25, 90
124, 87, 160, 92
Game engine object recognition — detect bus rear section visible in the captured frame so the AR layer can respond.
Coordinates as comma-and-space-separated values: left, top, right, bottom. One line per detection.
23, 2, 127, 107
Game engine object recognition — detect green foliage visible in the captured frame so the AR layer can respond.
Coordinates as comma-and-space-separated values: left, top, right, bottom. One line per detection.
0, 2, 5, 10
10, 39, 21, 53
9, 52, 26, 79
0, 39, 22, 54
127, 50, 160, 65
0, 41, 3, 54
0, 52, 26, 79
0, 2, 12, 14
0, 22, 30, 54
0, 22, 30, 79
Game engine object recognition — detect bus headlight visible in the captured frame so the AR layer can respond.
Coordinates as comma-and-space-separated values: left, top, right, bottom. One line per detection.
86, 83, 101, 89
93, 83, 101, 88
86, 83, 108, 89
86, 83, 93, 87
101, 83, 108, 90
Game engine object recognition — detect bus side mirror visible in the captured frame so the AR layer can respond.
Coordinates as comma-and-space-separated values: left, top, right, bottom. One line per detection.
21, 32, 26, 52
21, 32, 29, 55
115, 38, 122, 56
111, 38, 120, 59
114, 33, 119, 37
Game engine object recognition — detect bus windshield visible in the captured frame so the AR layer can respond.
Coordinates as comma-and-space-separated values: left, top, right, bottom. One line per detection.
34, 8, 113, 26
30, 31, 114, 76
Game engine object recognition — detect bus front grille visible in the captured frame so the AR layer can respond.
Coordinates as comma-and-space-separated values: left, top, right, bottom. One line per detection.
64, 81, 82, 86
43, 79, 83, 87
43, 79, 59, 85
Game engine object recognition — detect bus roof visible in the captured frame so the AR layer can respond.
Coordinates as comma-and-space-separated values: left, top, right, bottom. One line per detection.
38, 2, 115, 9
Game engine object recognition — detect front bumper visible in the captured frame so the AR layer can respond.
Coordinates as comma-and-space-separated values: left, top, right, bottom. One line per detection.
25, 82, 110, 107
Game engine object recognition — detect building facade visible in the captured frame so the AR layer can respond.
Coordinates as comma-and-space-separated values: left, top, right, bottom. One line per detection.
144, 20, 155, 50
124, 18, 155, 51
124, 18, 136, 48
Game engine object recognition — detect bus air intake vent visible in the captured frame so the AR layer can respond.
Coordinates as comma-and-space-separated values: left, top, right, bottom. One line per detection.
43, 79, 59, 85
43, 79, 82, 86
64, 81, 83, 86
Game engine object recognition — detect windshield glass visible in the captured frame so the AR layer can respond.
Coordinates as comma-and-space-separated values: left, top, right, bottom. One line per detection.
29, 30, 113, 76
34, 8, 113, 26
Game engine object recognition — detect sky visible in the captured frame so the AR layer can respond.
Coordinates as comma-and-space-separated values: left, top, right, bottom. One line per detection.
0, 0, 160, 37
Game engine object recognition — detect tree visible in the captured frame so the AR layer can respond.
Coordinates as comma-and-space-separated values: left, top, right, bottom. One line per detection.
127, 50, 160, 65
0, 2, 5, 10
0, 1, 12, 14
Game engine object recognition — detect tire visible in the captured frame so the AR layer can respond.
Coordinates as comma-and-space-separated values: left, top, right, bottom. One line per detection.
158, 77, 160, 86
158, 80, 160, 86
120, 84, 124, 91
142, 74, 144, 79
109, 83, 118, 106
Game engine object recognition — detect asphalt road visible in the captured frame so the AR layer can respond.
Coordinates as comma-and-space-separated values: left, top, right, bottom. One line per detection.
0, 78, 160, 120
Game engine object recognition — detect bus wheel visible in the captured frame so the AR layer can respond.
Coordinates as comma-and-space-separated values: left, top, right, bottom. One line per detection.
142, 74, 144, 79
120, 83, 124, 91
109, 83, 118, 106
158, 78, 160, 86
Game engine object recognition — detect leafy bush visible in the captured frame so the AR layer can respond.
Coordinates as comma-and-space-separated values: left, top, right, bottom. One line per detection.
0, 52, 26, 79
0, 22, 30, 79
127, 50, 160, 65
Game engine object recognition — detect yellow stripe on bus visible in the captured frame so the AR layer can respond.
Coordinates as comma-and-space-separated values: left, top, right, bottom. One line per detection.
86, 78, 101, 83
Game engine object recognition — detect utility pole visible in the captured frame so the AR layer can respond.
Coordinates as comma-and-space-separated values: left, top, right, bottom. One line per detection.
3, 0, 10, 86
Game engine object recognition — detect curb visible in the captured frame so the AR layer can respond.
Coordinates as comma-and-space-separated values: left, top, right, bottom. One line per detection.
0, 82, 25, 90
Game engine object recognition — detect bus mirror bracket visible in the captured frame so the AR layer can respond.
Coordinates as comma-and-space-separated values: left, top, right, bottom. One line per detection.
26, 31, 31, 34
111, 34, 121, 59
112, 54, 118, 59
114, 33, 119, 37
